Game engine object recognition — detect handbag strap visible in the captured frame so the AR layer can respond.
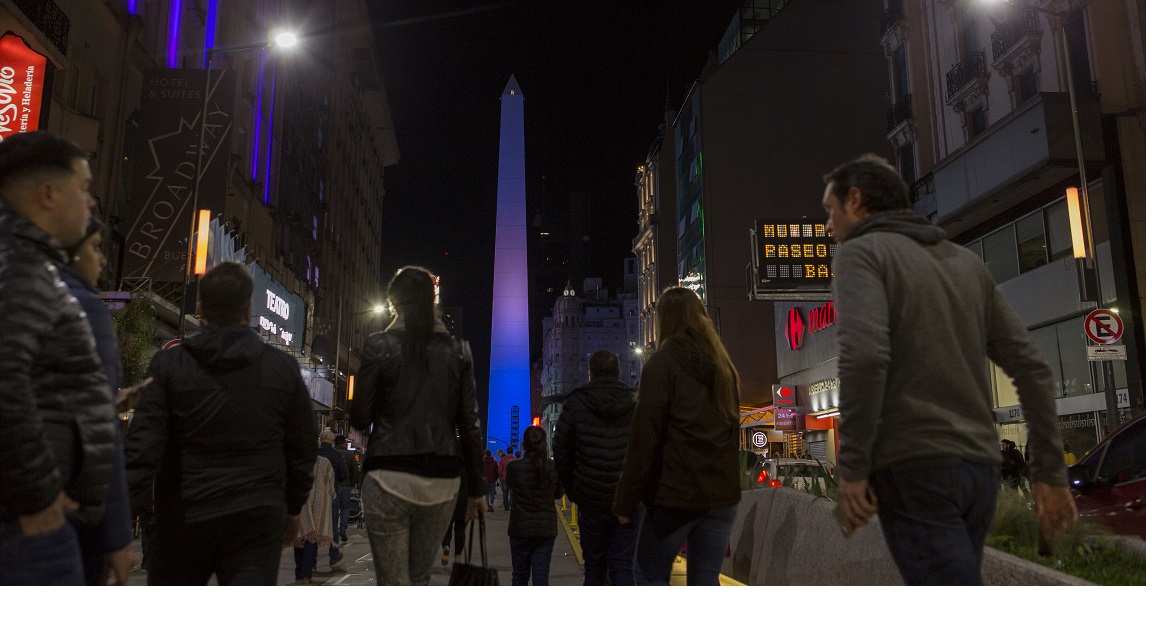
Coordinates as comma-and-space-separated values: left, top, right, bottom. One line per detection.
463, 516, 489, 567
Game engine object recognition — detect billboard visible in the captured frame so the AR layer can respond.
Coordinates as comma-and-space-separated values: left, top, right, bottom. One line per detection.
0, 33, 51, 140
751, 219, 837, 293
121, 68, 234, 282
249, 263, 305, 350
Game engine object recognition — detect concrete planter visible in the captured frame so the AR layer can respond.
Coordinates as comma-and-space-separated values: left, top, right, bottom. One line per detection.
722, 487, 1097, 585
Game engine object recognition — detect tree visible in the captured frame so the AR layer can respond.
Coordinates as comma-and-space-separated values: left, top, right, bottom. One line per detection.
113, 295, 156, 387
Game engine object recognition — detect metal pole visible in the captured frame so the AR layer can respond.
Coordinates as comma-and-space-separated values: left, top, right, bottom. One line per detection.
179, 48, 215, 340
333, 291, 343, 430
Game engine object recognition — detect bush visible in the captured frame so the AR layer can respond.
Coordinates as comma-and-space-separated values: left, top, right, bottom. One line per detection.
113, 295, 156, 387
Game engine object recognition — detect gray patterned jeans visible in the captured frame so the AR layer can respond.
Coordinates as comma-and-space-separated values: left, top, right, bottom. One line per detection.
362, 477, 457, 585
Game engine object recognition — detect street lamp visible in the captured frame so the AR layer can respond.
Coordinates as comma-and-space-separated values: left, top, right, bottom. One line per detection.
331, 300, 387, 429
979, 0, 1120, 434
177, 30, 299, 339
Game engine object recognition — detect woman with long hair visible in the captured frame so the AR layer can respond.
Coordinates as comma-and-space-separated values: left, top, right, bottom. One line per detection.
612, 287, 741, 585
505, 425, 563, 585
349, 266, 487, 585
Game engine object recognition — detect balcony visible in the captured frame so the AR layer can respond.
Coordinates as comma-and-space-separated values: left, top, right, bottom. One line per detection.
886, 93, 913, 132
946, 52, 986, 101
991, 10, 1039, 62
13, 0, 69, 54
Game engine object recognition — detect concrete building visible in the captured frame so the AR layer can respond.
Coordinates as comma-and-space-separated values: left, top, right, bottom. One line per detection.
632, 112, 679, 350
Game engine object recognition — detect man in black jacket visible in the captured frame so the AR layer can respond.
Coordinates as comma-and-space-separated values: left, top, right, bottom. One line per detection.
0, 131, 117, 585
553, 350, 638, 585
317, 429, 348, 564
126, 262, 316, 585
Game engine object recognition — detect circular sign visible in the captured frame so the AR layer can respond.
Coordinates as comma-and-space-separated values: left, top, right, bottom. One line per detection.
1083, 310, 1124, 345
163, 339, 183, 350
751, 431, 768, 448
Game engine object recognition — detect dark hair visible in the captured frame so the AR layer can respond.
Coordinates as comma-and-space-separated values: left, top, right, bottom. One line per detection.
387, 265, 437, 368
656, 287, 740, 420
334, 434, 346, 445
589, 349, 620, 379
199, 262, 253, 326
485, 449, 492, 457
521, 426, 552, 487
65, 216, 104, 259
822, 153, 910, 213
0, 131, 91, 191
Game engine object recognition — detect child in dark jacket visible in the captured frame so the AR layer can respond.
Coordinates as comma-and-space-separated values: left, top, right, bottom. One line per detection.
506, 426, 563, 585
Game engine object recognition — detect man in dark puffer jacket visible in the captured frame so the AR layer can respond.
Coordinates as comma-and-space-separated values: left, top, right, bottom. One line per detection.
0, 131, 117, 585
553, 350, 638, 585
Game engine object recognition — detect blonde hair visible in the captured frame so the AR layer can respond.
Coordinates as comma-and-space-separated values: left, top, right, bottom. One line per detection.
655, 287, 740, 419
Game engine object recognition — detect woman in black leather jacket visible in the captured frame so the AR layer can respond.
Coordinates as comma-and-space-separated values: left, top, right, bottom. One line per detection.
349, 266, 487, 585
505, 425, 562, 585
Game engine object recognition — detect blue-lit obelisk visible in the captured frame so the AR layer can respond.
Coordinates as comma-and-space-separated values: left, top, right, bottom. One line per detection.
487, 75, 530, 450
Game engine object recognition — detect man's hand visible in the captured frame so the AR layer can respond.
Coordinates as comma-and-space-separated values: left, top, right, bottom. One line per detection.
1033, 482, 1078, 540
100, 546, 135, 585
616, 515, 631, 525
18, 492, 78, 536
466, 496, 487, 522
836, 479, 878, 533
283, 514, 302, 547
115, 377, 154, 413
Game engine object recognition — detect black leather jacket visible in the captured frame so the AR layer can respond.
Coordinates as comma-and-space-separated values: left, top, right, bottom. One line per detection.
0, 207, 117, 526
349, 323, 486, 498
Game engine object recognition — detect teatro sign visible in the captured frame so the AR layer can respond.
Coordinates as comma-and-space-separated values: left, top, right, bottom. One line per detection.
249, 264, 304, 349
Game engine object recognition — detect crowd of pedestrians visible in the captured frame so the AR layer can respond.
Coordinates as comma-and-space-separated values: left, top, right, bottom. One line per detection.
1, 130, 1084, 587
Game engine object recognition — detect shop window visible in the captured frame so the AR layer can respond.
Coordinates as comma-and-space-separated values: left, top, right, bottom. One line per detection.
1015, 211, 1047, 273
981, 225, 1018, 283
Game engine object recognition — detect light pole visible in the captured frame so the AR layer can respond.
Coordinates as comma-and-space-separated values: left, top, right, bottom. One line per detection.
177, 31, 298, 339
980, 0, 1121, 435
332, 301, 385, 430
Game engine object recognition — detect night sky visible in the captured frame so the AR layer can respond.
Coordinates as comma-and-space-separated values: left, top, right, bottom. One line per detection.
365, 0, 742, 417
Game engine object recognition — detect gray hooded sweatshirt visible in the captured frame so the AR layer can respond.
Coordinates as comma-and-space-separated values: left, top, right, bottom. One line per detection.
833, 211, 1066, 487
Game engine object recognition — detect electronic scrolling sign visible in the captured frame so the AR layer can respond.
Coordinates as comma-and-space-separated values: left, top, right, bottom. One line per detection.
752, 220, 837, 291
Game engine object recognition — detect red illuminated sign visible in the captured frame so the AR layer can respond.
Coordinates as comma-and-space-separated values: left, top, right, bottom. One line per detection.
784, 302, 837, 350
774, 408, 798, 431
0, 33, 50, 141
785, 307, 805, 350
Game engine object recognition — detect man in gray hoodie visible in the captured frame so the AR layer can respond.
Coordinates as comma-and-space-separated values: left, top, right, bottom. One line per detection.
824, 154, 1077, 585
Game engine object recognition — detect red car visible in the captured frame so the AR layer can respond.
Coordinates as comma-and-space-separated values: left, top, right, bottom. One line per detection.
1067, 414, 1145, 539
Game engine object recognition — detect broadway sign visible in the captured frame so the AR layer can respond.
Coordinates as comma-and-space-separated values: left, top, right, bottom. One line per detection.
121, 68, 234, 282
0, 33, 51, 140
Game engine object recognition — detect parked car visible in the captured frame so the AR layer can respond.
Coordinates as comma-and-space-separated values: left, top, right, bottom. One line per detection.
1067, 414, 1145, 538
750, 458, 828, 492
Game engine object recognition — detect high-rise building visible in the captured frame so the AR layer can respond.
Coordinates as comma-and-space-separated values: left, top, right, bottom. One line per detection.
633, 113, 679, 349
488, 75, 531, 447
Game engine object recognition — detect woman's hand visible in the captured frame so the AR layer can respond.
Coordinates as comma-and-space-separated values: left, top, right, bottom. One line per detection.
466, 496, 488, 522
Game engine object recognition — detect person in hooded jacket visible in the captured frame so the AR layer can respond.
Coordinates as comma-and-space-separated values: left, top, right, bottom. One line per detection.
125, 262, 316, 585
553, 349, 638, 585
612, 287, 741, 586
824, 153, 1077, 585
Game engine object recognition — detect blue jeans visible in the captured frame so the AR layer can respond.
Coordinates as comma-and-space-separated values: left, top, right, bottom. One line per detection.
486, 483, 496, 508
633, 505, 736, 586
294, 542, 318, 580
871, 459, 999, 585
509, 535, 555, 585
578, 506, 639, 585
501, 482, 511, 510
329, 487, 350, 560
0, 519, 84, 585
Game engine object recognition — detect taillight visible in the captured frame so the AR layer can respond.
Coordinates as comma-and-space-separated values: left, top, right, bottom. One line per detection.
769, 479, 783, 488
757, 469, 768, 483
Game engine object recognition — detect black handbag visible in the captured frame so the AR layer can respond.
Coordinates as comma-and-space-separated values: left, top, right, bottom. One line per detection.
449, 517, 500, 586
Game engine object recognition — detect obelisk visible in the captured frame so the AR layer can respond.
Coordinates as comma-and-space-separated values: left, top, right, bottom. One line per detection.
487, 75, 530, 450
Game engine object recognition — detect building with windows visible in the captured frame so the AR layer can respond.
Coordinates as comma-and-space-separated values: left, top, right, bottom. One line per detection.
632, 113, 678, 349
880, 0, 1144, 452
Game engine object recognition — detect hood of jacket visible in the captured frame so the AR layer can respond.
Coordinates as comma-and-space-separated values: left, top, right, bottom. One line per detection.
572, 377, 636, 420
844, 210, 947, 245
662, 333, 718, 387
183, 325, 266, 372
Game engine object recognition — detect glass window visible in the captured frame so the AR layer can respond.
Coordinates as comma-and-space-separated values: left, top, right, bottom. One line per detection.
893, 43, 910, 98
1017, 68, 1038, 102
899, 142, 915, 187
1044, 199, 1073, 260
1088, 182, 1107, 245
1016, 212, 1047, 273
1056, 319, 1093, 397
969, 107, 987, 136
982, 225, 1018, 283
1029, 325, 1063, 397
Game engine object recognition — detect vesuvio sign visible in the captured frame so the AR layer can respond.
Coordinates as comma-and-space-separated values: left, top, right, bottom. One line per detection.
0, 33, 50, 140
784, 302, 837, 350
121, 69, 234, 282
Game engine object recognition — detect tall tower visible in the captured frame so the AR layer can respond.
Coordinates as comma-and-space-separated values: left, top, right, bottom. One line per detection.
487, 75, 530, 449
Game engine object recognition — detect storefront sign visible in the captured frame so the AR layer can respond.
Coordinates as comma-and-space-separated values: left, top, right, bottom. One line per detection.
0, 33, 50, 140
773, 384, 796, 408
774, 408, 798, 431
249, 264, 304, 349
784, 302, 837, 350
809, 377, 839, 396
785, 308, 805, 350
751, 431, 768, 448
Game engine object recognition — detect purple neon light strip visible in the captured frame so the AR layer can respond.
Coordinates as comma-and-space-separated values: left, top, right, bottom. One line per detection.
263, 63, 278, 203
127, 1, 139, 15
167, 0, 182, 68
252, 51, 265, 181
205, 0, 219, 54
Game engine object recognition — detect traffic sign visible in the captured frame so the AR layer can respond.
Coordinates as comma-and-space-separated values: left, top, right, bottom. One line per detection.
1086, 345, 1126, 361
1084, 310, 1123, 345
162, 339, 183, 349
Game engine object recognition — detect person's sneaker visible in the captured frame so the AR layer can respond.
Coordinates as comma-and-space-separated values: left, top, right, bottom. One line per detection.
329, 552, 344, 567
441, 546, 450, 567
340, 530, 348, 543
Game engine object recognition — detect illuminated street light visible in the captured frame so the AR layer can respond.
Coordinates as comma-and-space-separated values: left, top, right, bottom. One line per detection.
373, 304, 386, 314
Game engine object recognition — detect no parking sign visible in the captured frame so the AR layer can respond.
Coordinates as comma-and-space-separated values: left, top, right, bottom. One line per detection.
1083, 309, 1123, 345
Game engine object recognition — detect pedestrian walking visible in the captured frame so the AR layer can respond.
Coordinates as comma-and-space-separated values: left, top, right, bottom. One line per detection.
333, 433, 360, 540
317, 429, 349, 567
349, 265, 486, 585
824, 153, 1078, 585
292, 454, 336, 584
1000, 440, 1027, 490
613, 288, 741, 586
59, 216, 136, 585
1063, 442, 1078, 466
506, 426, 563, 585
553, 349, 638, 585
440, 480, 468, 567
0, 131, 117, 585
498, 448, 516, 511
125, 262, 316, 585
484, 450, 499, 512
